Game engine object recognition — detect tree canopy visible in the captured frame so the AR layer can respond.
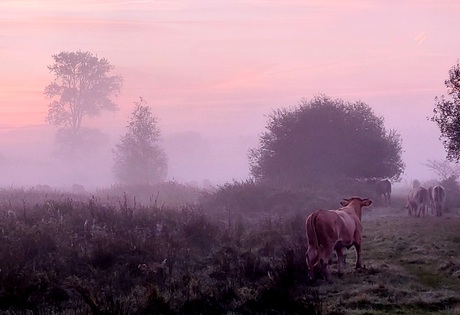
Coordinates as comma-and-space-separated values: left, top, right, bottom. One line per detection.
431, 60, 460, 161
113, 98, 168, 185
249, 95, 405, 187
45, 51, 123, 134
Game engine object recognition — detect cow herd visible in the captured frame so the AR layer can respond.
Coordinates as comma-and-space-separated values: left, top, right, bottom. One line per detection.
405, 184, 446, 217
305, 180, 448, 283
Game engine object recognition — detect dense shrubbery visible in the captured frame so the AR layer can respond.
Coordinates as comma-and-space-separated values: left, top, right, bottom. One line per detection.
0, 187, 322, 314
199, 178, 379, 217
440, 176, 460, 212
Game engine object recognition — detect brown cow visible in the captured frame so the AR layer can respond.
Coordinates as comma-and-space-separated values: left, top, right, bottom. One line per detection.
376, 179, 391, 207
406, 187, 430, 217
305, 197, 373, 281
432, 185, 446, 217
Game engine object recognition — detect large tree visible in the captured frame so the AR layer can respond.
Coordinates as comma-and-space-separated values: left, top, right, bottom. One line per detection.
44, 51, 123, 154
431, 60, 460, 161
113, 98, 168, 185
249, 95, 405, 187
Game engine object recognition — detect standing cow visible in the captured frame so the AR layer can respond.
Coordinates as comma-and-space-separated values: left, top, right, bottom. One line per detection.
431, 185, 446, 217
305, 196, 373, 282
376, 179, 391, 207
406, 187, 430, 217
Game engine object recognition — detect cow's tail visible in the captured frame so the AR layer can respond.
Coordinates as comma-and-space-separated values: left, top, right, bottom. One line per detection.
306, 211, 320, 270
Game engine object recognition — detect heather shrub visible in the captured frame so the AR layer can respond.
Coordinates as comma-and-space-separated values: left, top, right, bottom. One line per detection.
0, 189, 322, 314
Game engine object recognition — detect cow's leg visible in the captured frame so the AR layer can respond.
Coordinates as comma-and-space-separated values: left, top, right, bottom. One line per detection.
406, 201, 413, 216
354, 243, 363, 269
319, 245, 334, 282
306, 247, 319, 280
336, 247, 345, 277
319, 258, 330, 281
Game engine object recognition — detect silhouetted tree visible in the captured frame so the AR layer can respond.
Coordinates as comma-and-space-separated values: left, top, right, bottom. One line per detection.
424, 159, 460, 181
44, 51, 123, 156
249, 95, 405, 187
113, 98, 167, 185
431, 60, 460, 161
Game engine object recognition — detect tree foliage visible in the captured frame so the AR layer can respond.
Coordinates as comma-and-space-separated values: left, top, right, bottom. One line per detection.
113, 98, 168, 185
431, 60, 460, 161
45, 51, 123, 134
249, 95, 405, 187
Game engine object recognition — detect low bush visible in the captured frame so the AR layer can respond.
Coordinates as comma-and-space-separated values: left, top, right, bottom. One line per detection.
0, 189, 322, 314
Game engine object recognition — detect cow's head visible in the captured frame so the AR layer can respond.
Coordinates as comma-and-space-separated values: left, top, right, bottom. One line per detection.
340, 197, 372, 207
340, 197, 372, 220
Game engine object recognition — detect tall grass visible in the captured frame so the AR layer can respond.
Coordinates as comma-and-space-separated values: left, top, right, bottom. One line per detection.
1, 180, 459, 315
0, 186, 321, 314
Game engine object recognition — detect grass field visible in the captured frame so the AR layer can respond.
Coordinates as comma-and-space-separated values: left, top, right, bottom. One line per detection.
0, 187, 459, 314
319, 196, 460, 314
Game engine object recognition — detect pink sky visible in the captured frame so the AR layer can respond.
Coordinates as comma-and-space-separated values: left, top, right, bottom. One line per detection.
1, 0, 460, 186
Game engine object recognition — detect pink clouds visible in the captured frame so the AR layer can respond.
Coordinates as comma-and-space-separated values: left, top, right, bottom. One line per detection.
0, 0, 459, 183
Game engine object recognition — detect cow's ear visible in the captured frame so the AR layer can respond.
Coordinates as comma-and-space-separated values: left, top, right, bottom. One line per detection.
340, 199, 350, 207
362, 199, 373, 207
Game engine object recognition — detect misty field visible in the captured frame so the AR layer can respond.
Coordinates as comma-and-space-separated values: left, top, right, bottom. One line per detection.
0, 185, 459, 315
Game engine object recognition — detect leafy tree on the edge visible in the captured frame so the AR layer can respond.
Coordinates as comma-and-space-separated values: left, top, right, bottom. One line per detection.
431, 60, 460, 161
113, 97, 168, 185
249, 95, 405, 187
44, 50, 123, 156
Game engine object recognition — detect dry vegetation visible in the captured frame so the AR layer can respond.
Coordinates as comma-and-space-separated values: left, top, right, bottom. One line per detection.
0, 184, 459, 314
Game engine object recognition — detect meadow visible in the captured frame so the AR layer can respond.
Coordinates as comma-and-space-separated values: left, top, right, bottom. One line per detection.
0, 182, 459, 314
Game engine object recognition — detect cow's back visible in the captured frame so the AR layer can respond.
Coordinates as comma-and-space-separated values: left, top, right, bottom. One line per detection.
306, 210, 341, 248
407, 187, 430, 217
409, 186, 429, 203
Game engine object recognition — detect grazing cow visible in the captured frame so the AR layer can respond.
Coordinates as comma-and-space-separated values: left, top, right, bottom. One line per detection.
406, 187, 430, 217
432, 185, 446, 217
305, 197, 373, 281
375, 179, 391, 207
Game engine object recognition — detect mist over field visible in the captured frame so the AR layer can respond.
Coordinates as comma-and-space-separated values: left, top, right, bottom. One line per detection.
0, 1, 458, 191
0, 111, 446, 192
0, 125, 258, 190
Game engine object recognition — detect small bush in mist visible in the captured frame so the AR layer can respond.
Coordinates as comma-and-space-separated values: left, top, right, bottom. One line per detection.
112, 97, 168, 185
